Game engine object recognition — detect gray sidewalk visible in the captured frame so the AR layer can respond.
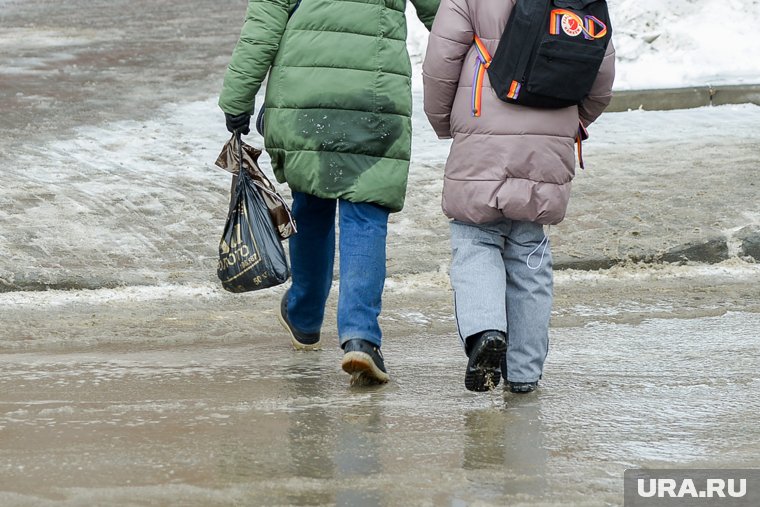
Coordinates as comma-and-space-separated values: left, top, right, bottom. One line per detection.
609, 84, 760, 112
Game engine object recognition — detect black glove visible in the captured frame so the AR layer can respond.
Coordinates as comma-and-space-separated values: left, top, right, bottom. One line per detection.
225, 112, 251, 135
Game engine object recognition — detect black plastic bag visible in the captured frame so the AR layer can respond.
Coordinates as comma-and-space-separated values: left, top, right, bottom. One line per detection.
215, 136, 296, 241
217, 134, 290, 292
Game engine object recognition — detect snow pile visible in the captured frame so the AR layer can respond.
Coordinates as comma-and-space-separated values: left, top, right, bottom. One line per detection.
611, 0, 760, 89
406, 0, 760, 90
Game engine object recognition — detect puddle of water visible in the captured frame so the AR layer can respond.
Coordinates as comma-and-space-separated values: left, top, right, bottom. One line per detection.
1, 311, 758, 505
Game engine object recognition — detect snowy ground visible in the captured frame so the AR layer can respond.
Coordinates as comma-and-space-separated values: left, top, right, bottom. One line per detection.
1, 0, 759, 290
3, 91, 760, 290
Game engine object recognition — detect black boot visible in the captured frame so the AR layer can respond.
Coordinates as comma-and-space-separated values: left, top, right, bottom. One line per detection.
464, 330, 507, 392
508, 381, 538, 394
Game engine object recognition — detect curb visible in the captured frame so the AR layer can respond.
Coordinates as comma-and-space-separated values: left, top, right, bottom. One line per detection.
554, 226, 760, 271
2, 229, 758, 292
608, 84, 760, 112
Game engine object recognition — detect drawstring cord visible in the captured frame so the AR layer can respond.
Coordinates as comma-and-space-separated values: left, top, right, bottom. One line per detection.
526, 226, 550, 270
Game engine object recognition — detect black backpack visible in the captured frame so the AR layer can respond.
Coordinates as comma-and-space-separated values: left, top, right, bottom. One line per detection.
479, 0, 612, 109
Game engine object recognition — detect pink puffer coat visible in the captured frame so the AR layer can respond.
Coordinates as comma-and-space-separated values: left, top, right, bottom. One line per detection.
422, 0, 616, 224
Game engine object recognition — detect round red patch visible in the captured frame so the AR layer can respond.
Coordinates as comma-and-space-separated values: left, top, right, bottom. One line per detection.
562, 14, 583, 37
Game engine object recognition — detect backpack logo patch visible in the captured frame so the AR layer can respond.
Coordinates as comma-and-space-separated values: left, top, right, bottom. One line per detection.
561, 13, 583, 37
550, 9, 608, 40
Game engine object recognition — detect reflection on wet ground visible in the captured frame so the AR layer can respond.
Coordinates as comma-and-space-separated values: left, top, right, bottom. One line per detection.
1, 308, 758, 506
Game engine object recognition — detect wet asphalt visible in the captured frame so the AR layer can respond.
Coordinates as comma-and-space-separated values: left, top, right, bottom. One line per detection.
2, 266, 760, 506
2, 1, 760, 505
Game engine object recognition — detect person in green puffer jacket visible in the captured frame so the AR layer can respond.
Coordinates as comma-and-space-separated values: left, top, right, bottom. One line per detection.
219, 0, 439, 385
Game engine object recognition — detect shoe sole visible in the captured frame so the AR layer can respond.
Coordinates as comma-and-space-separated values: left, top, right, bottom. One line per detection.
465, 337, 507, 392
277, 312, 321, 351
341, 351, 389, 385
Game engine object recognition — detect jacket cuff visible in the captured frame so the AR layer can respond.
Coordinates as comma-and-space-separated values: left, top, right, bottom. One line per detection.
425, 112, 452, 140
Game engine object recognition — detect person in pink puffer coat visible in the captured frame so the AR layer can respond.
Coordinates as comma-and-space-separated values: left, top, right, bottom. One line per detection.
422, 0, 615, 393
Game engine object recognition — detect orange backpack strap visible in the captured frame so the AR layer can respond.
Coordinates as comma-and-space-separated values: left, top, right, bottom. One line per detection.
472, 35, 492, 117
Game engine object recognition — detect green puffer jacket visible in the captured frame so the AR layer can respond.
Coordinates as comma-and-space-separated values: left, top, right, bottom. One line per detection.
219, 0, 439, 212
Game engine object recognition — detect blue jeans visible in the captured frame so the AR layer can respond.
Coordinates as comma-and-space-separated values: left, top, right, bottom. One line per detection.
449, 219, 553, 383
286, 192, 390, 348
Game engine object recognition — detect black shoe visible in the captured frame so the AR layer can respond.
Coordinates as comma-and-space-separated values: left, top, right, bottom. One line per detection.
508, 381, 538, 394
341, 339, 389, 385
464, 331, 507, 392
278, 291, 321, 350
500, 338, 539, 393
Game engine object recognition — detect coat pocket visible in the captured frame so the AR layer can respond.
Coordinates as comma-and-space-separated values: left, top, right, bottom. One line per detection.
526, 39, 606, 103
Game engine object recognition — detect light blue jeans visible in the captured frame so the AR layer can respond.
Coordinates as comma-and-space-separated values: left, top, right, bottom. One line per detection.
287, 192, 390, 348
449, 219, 553, 383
